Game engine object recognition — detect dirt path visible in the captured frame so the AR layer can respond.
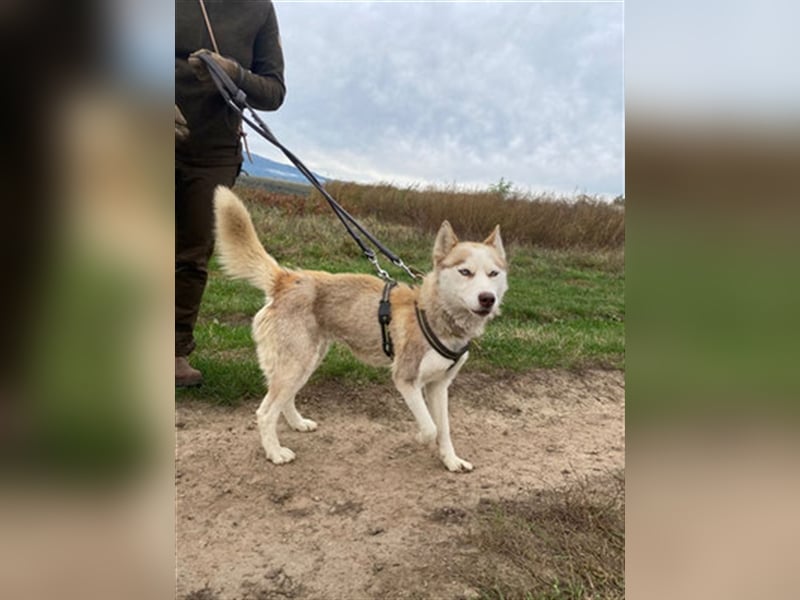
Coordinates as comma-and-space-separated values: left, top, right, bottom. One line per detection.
176, 369, 624, 600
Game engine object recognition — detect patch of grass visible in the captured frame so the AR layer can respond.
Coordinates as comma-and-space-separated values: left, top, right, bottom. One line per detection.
311, 344, 388, 385
184, 354, 265, 404
471, 245, 624, 372
178, 279, 266, 403
197, 265, 264, 317
464, 474, 625, 600
177, 184, 623, 405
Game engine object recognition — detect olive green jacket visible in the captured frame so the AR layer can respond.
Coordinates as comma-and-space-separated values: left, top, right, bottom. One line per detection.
176, 0, 286, 165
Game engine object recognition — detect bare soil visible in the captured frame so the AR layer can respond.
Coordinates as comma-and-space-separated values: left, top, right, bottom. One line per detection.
176, 369, 624, 600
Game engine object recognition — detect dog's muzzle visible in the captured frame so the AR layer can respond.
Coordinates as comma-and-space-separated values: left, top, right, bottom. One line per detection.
473, 292, 496, 316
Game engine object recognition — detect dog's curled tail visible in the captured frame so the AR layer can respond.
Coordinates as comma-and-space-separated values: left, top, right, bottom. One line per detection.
213, 186, 280, 294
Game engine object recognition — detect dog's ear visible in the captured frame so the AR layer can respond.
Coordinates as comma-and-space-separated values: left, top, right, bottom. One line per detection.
433, 220, 459, 265
483, 225, 506, 262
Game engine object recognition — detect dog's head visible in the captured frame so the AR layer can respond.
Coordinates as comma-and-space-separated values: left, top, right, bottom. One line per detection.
432, 221, 508, 319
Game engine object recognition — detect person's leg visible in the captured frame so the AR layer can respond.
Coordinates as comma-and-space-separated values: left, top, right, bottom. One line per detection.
175, 161, 239, 385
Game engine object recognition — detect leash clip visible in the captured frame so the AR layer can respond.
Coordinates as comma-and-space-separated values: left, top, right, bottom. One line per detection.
392, 258, 424, 281
367, 253, 393, 282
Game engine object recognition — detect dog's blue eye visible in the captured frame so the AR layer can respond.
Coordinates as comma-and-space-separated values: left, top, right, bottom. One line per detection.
458, 268, 472, 277
488, 270, 499, 278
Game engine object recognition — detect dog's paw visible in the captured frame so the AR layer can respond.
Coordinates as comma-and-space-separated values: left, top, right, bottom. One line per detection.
416, 425, 438, 445
291, 418, 318, 432
265, 446, 296, 465
443, 456, 473, 473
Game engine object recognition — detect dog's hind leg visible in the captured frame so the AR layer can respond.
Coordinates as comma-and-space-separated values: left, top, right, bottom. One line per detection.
256, 361, 317, 464
282, 397, 318, 432
256, 383, 298, 464
426, 381, 473, 472
281, 341, 329, 432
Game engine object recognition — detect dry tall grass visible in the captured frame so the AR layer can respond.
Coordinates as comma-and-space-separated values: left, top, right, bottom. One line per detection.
314, 181, 624, 250
236, 179, 624, 251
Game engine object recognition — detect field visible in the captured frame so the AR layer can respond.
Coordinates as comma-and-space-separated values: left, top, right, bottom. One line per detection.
176, 178, 624, 599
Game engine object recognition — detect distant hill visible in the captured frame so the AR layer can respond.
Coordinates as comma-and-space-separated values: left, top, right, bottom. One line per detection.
240, 154, 327, 186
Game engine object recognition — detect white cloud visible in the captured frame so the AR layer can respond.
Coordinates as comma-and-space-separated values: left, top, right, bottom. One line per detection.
246, 1, 624, 197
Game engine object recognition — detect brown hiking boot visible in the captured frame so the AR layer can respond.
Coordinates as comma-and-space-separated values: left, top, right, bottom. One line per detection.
176, 356, 202, 387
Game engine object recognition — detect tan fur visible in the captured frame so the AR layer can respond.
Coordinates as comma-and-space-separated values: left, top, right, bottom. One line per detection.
213, 186, 508, 472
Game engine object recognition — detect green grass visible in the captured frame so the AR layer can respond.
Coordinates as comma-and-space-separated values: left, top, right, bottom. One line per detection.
178, 183, 624, 404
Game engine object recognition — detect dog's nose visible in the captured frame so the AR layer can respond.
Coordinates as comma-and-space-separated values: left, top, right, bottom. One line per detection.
478, 293, 495, 309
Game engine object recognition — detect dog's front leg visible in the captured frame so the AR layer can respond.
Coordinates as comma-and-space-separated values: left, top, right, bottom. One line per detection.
394, 379, 437, 445
426, 381, 473, 472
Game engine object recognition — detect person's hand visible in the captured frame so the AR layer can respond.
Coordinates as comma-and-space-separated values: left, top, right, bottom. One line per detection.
188, 49, 242, 83
175, 104, 189, 140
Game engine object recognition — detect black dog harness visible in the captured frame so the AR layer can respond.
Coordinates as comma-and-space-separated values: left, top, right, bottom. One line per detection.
378, 284, 471, 369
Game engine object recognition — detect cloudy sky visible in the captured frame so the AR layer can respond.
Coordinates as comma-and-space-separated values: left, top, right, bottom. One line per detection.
244, 1, 624, 198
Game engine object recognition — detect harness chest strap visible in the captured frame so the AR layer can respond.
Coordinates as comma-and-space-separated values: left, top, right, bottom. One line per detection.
414, 303, 471, 369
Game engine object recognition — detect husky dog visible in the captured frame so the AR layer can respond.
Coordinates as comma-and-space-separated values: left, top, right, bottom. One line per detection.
213, 186, 508, 472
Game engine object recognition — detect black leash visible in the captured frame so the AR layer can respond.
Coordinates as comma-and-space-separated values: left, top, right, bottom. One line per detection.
195, 52, 422, 283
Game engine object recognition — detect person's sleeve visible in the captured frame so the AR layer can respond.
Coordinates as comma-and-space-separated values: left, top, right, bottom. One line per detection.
239, 3, 286, 111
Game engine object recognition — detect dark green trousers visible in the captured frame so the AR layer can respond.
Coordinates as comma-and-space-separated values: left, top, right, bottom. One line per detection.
175, 160, 240, 357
